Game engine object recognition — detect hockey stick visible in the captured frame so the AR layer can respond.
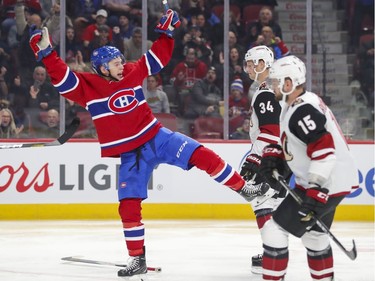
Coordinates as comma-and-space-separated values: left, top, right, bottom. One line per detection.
272, 170, 357, 261
61, 256, 162, 272
0, 117, 80, 149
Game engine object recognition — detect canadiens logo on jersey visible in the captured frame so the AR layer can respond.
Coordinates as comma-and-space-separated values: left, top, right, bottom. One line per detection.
281, 132, 293, 161
108, 89, 139, 114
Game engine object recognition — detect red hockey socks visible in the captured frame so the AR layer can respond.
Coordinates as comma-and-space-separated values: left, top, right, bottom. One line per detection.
118, 198, 144, 256
189, 146, 245, 190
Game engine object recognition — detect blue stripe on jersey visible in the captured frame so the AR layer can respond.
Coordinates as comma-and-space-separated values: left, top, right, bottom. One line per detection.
146, 50, 163, 75
101, 118, 158, 149
56, 70, 78, 94
214, 165, 233, 183
87, 99, 110, 117
124, 228, 144, 238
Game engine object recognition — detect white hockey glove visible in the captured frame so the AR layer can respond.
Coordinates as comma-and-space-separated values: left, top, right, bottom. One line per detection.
29, 25, 53, 61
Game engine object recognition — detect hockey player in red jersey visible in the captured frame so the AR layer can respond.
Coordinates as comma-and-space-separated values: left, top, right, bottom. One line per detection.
258, 55, 359, 280
29, 8, 260, 278
240, 45, 287, 274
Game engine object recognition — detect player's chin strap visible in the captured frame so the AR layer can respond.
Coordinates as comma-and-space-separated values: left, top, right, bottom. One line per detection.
272, 170, 357, 261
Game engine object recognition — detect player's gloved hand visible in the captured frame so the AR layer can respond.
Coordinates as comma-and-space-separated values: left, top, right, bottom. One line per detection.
29, 25, 53, 61
155, 9, 181, 37
240, 154, 261, 181
298, 185, 329, 222
259, 144, 285, 192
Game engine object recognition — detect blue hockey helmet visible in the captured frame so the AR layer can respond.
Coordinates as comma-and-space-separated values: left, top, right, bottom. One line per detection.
90, 46, 125, 74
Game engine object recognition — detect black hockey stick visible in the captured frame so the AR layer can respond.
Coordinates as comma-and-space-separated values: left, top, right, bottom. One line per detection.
272, 170, 357, 261
0, 117, 80, 149
61, 256, 162, 272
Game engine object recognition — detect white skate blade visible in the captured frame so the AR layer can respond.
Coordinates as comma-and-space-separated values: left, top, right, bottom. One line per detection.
253, 188, 277, 207
120, 273, 148, 281
251, 266, 262, 275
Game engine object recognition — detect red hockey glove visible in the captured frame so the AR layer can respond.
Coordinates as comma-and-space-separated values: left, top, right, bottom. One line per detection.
29, 25, 52, 61
240, 154, 261, 182
298, 186, 329, 222
155, 9, 181, 38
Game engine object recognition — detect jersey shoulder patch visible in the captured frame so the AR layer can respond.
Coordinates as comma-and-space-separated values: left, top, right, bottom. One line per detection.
291, 97, 304, 107
258, 81, 270, 91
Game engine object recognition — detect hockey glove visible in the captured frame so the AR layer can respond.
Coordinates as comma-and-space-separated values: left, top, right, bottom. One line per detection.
155, 9, 181, 38
298, 185, 329, 222
29, 25, 53, 62
240, 154, 261, 182
259, 144, 285, 193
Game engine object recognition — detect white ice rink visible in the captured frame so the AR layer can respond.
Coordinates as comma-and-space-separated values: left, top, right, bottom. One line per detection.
0, 220, 373, 281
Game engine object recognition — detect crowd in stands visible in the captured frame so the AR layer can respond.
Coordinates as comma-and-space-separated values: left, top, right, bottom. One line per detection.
0, 0, 372, 140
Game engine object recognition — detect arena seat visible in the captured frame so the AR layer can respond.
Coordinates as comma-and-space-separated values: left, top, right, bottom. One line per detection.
191, 117, 223, 139
154, 113, 178, 131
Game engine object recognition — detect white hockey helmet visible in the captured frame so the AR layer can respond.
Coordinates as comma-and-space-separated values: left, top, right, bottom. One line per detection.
268, 55, 306, 96
244, 45, 274, 68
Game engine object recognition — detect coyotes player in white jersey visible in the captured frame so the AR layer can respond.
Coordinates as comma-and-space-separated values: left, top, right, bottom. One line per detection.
241, 46, 288, 274
259, 55, 359, 281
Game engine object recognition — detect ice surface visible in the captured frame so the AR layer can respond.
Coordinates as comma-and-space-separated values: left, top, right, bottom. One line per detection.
0, 220, 373, 281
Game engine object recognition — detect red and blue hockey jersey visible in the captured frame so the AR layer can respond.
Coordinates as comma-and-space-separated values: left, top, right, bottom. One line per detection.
42, 34, 174, 157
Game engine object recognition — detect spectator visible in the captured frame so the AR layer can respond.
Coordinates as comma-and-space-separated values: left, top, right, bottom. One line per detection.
14, 3, 42, 86
81, 9, 113, 49
185, 66, 223, 119
33, 108, 60, 138
179, 24, 213, 66
250, 25, 290, 59
42, 1, 73, 46
0, 65, 8, 100
214, 46, 251, 92
0, 32, 12, 77
229, 117, 250, 140
350, 0, 374, 49
144, 75, 170, 114
55, 26, 83, 65
170, 47, 208, 116
102, 0, 142, 27
357, 37, 374, 105
86, 24, 117, 60
112, 13, 135, 42
213, 30, 246, 68
0, 108, 23, 138
68, 0, 102, 42
68, 50, 92, 73
194, 11, 215, 46
27, 66, 60, 130
123, 27, 152, 62
229, 78, 250, 117
243, 6, 282, 48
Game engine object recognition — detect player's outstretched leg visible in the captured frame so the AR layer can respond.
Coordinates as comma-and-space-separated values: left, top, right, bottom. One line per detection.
118, 247, 147, 277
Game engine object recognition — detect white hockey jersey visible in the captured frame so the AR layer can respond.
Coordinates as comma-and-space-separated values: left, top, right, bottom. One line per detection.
280, 91, 359, 196
249, 82, 281, 156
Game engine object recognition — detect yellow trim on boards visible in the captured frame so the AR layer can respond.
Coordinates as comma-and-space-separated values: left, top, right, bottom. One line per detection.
0, 203, 373, 221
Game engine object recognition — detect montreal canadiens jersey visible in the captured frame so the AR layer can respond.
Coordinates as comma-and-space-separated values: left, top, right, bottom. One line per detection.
42, 34, 174, 157
280, 91, 359, 196
249, 82, 281, 155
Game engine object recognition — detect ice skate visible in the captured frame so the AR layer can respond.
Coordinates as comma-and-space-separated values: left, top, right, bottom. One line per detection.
251, 254, 262, 274
118, 251, 147, 278
236, 182, 270, 202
